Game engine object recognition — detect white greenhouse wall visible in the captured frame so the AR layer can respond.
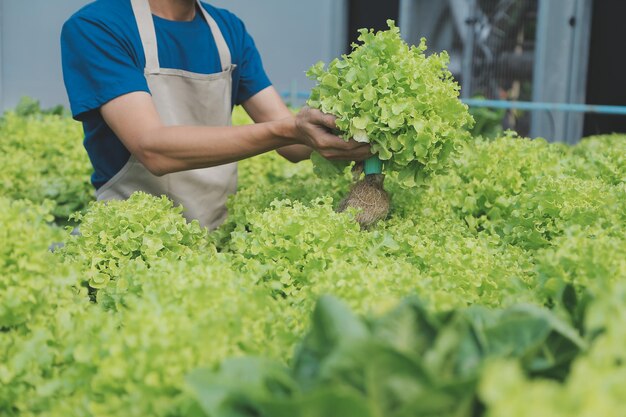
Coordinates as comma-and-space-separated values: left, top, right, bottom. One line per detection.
0, 0, 347, 111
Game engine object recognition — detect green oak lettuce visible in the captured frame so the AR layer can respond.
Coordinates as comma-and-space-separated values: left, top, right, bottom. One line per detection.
58, 192, 213, 293
307, 20, 474, 186
0, 107, 92, 221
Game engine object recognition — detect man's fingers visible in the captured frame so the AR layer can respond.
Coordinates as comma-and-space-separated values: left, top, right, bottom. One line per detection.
306, 108, 337, 130
323, 137, 371, 154
316, 113, 337, 131
334, 140, 371, 154
300, 109, 373, 160
347, 145, 374, 161
322, 114, 338, 130
313, 130, 348, 151
352, 149, 374, 161
321, 143, 373, 161
317, 134, 366, 150
343, 139, 370, 150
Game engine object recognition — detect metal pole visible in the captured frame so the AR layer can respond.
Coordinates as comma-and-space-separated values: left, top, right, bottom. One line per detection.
530, 0, 555, 137
461, 0, 476, 99
398, 0, 415, 41
564, 0, 593, 144
530, 0, 549, 139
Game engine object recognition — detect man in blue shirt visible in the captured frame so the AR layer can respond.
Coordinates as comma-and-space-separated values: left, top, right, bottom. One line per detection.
62, 0, 370, 229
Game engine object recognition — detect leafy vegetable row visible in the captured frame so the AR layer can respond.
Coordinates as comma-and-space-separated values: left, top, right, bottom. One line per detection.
1, 99, 625, 416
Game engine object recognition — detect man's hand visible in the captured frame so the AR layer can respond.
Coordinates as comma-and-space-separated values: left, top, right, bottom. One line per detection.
243, 87, 371, 163
294, 107, 372, 161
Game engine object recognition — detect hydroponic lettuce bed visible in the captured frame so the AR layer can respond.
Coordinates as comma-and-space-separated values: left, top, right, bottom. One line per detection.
1, 105, 625, 417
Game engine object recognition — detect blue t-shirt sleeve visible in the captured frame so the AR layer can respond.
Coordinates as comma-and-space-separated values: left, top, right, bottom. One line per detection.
230, 16, 272, 105
61, 14, 150, 120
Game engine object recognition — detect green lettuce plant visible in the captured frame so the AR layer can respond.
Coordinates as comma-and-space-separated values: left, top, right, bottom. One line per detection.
58, 192, 212, 292
307, 20, 474, 186
188, 296, 584, 417
0, 104, 92, 221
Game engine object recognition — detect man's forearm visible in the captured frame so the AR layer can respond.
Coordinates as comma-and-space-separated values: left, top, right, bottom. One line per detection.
138, 118, 296, 176
242, 87, 312, 163
101, 91, 371, 175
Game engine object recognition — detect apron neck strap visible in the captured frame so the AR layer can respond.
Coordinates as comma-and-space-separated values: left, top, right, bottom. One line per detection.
131, 0, 232, 72
196, 2, 232, 71
131, 0, 160, 71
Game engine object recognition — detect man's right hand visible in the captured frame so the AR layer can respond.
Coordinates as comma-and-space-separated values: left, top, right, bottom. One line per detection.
293, 107, 372, 161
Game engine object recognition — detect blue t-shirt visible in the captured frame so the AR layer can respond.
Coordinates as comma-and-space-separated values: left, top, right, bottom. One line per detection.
61, 0, 271, 188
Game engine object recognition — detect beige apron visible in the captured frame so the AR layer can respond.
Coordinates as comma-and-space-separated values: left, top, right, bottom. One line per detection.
96, 0, 238, 230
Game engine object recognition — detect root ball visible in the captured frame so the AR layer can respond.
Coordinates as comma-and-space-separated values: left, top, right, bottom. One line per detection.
338, 174, 390, 229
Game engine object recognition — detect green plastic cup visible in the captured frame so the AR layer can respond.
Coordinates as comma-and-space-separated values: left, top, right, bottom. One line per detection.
364, 155, 383, 175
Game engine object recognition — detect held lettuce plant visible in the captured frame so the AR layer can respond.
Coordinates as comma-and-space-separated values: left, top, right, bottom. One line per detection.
307, 20, 474, 186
